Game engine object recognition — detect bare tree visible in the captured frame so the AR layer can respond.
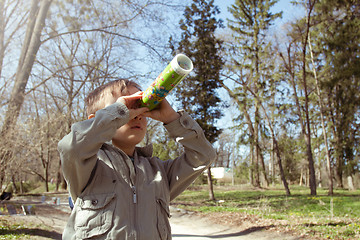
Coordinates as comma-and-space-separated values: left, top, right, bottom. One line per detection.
308, 32, 334, 195
0, 0, 53, 187
278, 0, 317, 195
220, 79, 291, 195
1, 0, 52, 137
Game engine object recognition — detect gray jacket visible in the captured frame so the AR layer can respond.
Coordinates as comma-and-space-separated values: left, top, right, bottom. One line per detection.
58, 102, 216, 240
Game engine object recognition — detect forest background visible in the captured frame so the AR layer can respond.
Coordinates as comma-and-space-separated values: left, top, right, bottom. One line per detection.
0, 0, 359, 199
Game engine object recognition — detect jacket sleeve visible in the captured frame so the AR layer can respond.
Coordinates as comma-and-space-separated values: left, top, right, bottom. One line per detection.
163, 110, 216, 201
58, 102, 129, 201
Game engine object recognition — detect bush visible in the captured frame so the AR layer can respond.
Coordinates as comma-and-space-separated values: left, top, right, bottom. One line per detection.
5, 181, 40, 194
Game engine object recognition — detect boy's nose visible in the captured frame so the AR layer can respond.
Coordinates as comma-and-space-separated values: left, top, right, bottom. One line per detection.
134, 115, 142, 120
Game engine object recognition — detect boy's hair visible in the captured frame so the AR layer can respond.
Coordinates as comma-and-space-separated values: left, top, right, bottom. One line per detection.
86, 79, 141, 116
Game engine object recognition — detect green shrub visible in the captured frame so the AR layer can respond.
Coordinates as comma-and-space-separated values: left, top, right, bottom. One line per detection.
5, 181, 40, 194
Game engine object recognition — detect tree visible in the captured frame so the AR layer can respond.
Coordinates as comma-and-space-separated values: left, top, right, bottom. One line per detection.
220, 79, 291, 195
311, 0, 360, 189
1, 0, 52, 138
216, 132, 236, 168
0, 0, 27, 88
144, 119, 183, 161
0, 0, 53, 188
173, 0, 224, 201
298, 0, 317, 196
308, 30, 334, 194
277, 0, 318, 195
226, 0, 282, 188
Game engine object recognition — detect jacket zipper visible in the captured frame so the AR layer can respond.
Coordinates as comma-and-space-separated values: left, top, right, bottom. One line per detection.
106, 148, 139, 238
130, 183, 138, 239
132, 185, 137, 204
128, 154, 138, 239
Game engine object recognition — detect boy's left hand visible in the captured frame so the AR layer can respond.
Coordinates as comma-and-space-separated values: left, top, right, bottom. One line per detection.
143, 99, 180, 124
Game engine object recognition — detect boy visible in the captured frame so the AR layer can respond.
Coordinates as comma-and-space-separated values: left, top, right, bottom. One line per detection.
58, 79, 216, 240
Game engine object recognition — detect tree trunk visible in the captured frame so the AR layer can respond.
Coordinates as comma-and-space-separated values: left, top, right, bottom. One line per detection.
334, 149, 344, 188
270, 138, 276, 186
347, 175, 355, 191
1, 0, 52, 135
0, 0, 53, 176
305, 135, 316, 194
0, 0, 5, 79
11, 175, 18, 193
308, 33, 334, 195
301, 0, 317, 196
207, 167, 215, 201
20, 180, 24, 194
250, 143, 254, 185
56, 168, 67, 191
273, 138, 291, 196
44, 166, 49, 192
318, 163, 322, 188
259, 150, 269, 187
254, 144, 260, 187
254, 107, 261, 187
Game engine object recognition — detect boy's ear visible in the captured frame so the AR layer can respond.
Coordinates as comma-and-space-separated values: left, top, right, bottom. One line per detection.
88, 114, 95, 119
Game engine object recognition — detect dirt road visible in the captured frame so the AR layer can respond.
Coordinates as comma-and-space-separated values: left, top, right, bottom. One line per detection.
170, 208, 301, 240
0, 194, 302, 240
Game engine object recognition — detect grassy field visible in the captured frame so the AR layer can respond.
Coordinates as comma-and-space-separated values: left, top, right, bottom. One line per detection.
172, 185, 360, 240
0, 217, 56, 240
1, 184, 359, 239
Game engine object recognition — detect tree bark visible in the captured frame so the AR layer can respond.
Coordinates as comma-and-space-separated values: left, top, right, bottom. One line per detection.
308, 33, 334, 195
301, 0, 317, 196
207, 167, 215, 201
0, 0, 5, 79
347, 175, 355, 191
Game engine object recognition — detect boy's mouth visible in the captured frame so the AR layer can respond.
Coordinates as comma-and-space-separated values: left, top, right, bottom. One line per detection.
131, 125, 142, 130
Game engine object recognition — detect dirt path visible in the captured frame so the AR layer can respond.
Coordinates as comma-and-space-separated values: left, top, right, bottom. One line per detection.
0, 194, 303, 240
170, 208, 301, 240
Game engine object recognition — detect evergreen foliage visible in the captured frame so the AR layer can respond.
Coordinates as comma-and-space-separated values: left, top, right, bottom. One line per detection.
311, 0, 360, 187
172, 0, 224, 144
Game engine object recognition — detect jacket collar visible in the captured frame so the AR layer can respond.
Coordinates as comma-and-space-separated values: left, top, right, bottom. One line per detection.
103, 142, 153, 158
135, 144, 153, 158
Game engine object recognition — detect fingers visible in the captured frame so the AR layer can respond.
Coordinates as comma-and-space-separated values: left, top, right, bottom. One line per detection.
129, 107, 148, 120
122, 91, 143, 101
133, 107, 148, 116
117, 91, 143, 109
141, 99, 178, 123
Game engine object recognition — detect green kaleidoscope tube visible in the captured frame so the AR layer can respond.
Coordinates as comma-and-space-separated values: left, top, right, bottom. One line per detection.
140, 54, 193, 110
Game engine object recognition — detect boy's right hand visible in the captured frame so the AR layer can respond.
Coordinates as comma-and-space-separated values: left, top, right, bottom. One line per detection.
116, 91, 149, 120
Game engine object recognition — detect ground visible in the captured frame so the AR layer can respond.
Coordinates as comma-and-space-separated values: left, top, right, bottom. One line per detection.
0, 193, 304, 240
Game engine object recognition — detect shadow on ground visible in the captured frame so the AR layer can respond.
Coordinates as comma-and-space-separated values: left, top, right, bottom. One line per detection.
0, 228, 62, 240
172, 225, 272, 238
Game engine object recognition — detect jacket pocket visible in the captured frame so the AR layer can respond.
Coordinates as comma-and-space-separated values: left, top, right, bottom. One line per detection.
156, 198, 171, 240
74, 192, 116, 239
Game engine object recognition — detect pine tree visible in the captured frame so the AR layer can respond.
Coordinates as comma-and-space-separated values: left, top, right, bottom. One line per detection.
173, 0, 224, 201
174, 0, 224, 144
227, 0, 282, 188
312, 0, 360, 189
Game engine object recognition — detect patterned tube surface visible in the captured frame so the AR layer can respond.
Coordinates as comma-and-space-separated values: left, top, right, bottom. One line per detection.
140, 54, 193, 110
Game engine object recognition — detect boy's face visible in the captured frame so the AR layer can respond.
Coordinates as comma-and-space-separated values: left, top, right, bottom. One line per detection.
111, 86, 147, 152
